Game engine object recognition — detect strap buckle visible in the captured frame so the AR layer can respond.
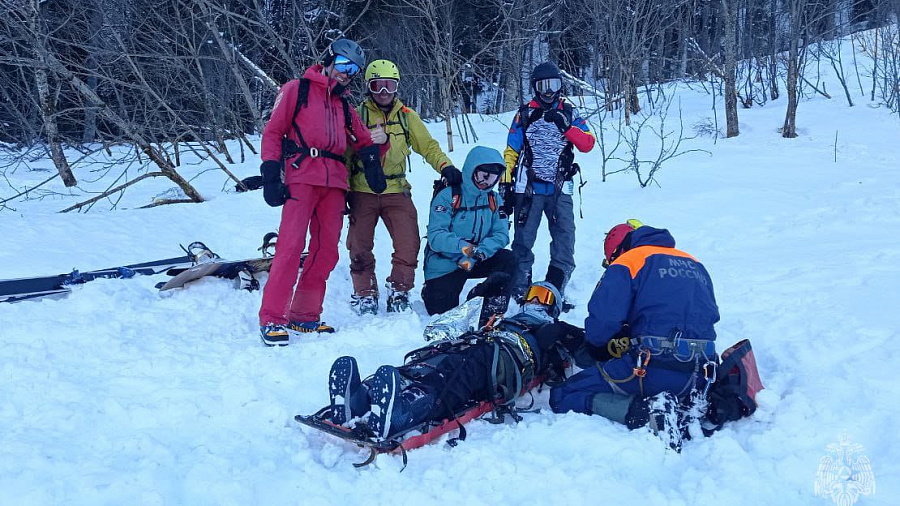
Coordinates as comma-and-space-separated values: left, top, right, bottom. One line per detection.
309, 147, 319, 158
702, 361, 717, 396
633, 348, 651, 378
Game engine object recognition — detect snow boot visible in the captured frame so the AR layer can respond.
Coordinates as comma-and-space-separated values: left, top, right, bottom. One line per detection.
646, 392, 685, 452
478, 294, 510, 328
260, 323, 289, 346
350, 294, 378, 316
386, 289, 410, 313
545, 265, 568, 294
289, 320, 335, 334
624, 392, 687, 452
328, 356, 368, 425
367, 365, 402, 439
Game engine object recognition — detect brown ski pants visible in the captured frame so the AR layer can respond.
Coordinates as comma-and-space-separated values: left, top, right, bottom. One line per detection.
347, 192, 421, 296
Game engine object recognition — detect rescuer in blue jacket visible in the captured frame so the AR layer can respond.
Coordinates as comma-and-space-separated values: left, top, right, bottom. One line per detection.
550, 220, 720, 438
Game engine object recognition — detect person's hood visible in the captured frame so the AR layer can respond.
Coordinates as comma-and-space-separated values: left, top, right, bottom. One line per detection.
303, 64, 347, 95
460, 146, 505, 199
628, 226, 676, 250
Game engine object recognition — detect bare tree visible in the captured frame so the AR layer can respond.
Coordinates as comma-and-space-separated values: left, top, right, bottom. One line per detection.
615, 95, 709, 187
18, 0, 78, 186
721, 0, 740, 137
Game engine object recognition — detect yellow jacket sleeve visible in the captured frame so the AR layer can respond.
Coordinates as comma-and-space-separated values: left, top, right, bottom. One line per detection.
406, 108, 453, 173
502, 146, 520, 183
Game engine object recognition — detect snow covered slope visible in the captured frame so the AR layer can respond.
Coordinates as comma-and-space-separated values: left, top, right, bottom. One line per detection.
2, 57, 899, 505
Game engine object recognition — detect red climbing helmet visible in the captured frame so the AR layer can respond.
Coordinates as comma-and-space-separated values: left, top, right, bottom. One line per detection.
603, 219, 644, 267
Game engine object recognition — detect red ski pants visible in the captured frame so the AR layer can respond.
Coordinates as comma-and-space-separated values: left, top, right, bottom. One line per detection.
259, 183, 345, 325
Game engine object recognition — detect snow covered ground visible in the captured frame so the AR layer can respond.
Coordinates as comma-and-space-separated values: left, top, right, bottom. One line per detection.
2, 52, 899, 505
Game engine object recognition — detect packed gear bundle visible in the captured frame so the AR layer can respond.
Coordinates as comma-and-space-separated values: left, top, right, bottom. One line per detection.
295, 285, 579, 470
295, 331, 548, 470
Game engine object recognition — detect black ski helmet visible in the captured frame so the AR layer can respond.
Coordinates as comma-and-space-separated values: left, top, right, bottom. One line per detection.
530, 61, 562, 103
324, 39, 366, 70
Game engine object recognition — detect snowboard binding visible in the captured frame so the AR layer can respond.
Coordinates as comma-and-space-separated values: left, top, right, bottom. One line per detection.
259, 232, 278, 258
182, 242, 219, 265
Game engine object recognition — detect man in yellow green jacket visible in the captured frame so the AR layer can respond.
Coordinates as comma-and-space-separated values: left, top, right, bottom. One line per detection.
347, 59, 462, 314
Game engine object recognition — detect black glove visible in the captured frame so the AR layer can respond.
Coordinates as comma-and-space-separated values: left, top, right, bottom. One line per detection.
357, 145, 386, 194
585, 342, 609, 362
498, 182, 514, 217
260, 160, 289, 207
556, 321, 586, 347
585, 325, 632, 362
543, 108, 571, 133
563, 161, 580, 181
440, 165, 462, 186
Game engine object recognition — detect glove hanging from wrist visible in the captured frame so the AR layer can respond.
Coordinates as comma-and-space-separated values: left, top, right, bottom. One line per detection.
357, 145, 386, 193
440, 165, 462, 186
260, 160, 289, 207
498, 182, 514, 217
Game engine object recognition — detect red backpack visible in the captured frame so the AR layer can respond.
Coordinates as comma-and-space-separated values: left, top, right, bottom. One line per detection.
704, 339, 764, 433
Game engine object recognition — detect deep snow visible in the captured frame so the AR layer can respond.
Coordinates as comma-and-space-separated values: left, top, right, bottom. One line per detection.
2, 48, 899, 505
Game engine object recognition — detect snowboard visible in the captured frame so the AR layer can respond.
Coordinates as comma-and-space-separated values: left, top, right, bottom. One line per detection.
155, 233, 290, 291
155, 257, 277, 291
0, 255, 193, 303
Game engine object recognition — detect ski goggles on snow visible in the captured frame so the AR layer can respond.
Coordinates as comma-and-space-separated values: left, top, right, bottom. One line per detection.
534, 78, 563, 94
332, 56, 361, 77
368, 78, 399, 94
523, 284, 556, 307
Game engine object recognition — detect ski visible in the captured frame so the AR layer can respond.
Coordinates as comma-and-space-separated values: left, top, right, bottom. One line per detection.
0, 255, 192, 304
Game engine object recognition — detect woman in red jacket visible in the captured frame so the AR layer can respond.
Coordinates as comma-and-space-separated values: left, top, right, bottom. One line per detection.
258, 39, 384, 346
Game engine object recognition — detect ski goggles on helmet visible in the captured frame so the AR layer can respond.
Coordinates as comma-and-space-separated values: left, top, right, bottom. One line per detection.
368, 78, 399, 94
332, 55, 361, 77
523, 284, 557, 307
534, 78, 563, 94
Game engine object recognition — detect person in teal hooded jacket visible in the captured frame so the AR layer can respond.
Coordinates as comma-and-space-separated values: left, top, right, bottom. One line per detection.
422, 146, 515, 316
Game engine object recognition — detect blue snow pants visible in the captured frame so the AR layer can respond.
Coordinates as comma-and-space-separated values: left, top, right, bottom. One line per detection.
510, 193, 576, 296
549, 354, 704, 414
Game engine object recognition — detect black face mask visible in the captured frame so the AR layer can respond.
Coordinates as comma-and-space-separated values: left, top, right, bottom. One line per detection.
536, 90, 560, 107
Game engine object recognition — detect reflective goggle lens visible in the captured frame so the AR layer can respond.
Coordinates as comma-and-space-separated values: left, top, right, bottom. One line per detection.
535, 78, 562, 93
524, 284, 556, 306
473, 169, 500, 189
333, 56, 360, 77
368, 78, 399, 94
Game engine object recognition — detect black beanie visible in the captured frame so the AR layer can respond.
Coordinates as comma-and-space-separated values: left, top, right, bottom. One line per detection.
530, 62, 561, 86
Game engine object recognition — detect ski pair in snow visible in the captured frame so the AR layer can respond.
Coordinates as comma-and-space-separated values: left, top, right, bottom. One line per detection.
0, 232, 281, 304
